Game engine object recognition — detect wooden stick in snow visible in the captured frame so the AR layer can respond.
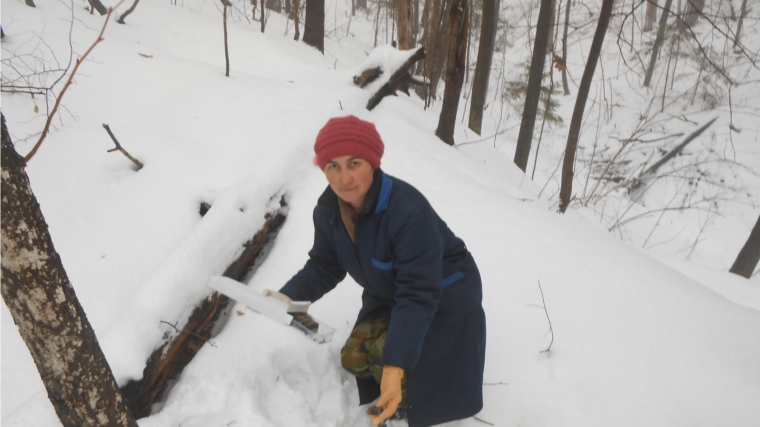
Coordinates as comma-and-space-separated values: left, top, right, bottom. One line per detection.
102, 124, 144, 171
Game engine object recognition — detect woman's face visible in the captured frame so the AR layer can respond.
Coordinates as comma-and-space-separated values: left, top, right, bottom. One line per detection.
324, 156, 374, 211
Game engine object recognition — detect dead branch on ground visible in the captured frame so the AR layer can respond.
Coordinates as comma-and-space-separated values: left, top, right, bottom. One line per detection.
102, 124, 144, 171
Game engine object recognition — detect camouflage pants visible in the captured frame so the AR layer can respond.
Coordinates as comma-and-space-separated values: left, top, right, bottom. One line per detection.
340, 309, 407, 399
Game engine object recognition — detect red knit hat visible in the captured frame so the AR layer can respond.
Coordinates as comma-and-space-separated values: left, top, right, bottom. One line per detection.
313, 115, 384, 170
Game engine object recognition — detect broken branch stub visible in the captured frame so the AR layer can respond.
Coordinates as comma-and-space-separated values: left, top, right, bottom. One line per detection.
120, 198, 287, 418
102, 124, 144, 171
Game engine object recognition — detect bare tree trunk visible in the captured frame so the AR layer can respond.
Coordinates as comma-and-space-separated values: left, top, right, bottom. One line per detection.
682, 0, 705, 27
303, 0, 325, 53
117, 0, 141, 24
643, 0, 658, 32
413, 0, 420, 46
468, 0, 499, 135
643, 0, 674, 87
734, 0, 747, 48
417, 0, 451, 104
223, 2, 230, 76
435, 0, 469, 145
397, 0, 414, 50
546, 0, 557, 54
560, 0, 571, 95
357, 0, 367, 9
730, 215, 760, 278
513, 0, 555, 172
1, 114, 138, 427
293, 0, 301, 40
88, 0, 108, 15
558, 0, 615, 213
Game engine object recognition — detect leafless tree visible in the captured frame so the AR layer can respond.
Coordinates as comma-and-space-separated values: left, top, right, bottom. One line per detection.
514, 0, 555, 172
436, 0, 469, 145
117, 0, 141, 24
303, 0, 324, 52
644, 0, 674, 87
730, 215, 760, 278
560, 0, 571, 94
468, 0, 500, 135
643, 0, 658, 32
733, 0, 748, 49
558, 0, 615, 213
397, 0, 414, 50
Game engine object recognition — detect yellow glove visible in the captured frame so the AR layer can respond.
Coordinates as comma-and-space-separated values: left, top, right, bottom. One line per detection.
369, 365, 404, 426
262, 289, 292, 303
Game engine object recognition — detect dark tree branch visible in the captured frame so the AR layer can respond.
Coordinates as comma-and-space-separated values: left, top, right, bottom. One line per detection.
102, 124, 144, 171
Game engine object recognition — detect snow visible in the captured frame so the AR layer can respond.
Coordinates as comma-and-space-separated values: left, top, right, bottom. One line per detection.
2, 1, 759, 426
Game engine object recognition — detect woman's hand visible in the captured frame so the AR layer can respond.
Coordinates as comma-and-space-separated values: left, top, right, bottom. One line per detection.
262, 289, 292, 303
369, 365, 404, 425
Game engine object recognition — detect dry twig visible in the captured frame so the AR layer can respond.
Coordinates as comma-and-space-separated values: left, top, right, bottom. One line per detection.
102, 124, 144, 170
23, 0, 125, 165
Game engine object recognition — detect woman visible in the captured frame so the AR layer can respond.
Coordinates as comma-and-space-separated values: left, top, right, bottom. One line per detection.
272, 115, 486, 427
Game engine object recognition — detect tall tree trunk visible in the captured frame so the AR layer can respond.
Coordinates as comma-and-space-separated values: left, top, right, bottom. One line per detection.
468, 0, 499, 135
357, 0, 367, 9
261, 0, 266, 32
223, 2, 230, 76
513, 0, 555, 172
293, 0, 301, 41
643, 0, 658, 32
413, 0, 420, 46
117, 0, 141, 24
88, 0, 108, 15
397, 0, 414, 50
558, 0, 615, 213
417, 0, 451, 104
734, 0, 747, 48
435, 0, 469, 145
561, 0, 571, 94
729, 215, 760, 278
1, 115, 138, 427
546, 0, 557, 54
682, 0, 705, 27
643, 0, 674, 87
303, 0, 325, 53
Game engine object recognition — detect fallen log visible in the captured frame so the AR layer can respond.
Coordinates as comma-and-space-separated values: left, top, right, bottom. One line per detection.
364, 47, 426, 111
120, 197, 287, 418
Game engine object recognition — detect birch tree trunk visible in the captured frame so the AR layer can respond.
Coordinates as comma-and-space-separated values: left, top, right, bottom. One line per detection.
435, 0, 469, 145
558, 0, 615, 213
468, 0, 499, 135
1, 114, 138, 427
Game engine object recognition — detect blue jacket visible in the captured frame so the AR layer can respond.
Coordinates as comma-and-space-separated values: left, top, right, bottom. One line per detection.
281, 169, 486, 427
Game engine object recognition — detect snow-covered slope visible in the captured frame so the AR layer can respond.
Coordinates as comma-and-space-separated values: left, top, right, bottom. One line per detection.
2, 1, 759, 426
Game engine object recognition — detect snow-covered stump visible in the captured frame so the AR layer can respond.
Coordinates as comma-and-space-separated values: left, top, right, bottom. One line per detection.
353, 46, 426, 111
119, 198, 287, 419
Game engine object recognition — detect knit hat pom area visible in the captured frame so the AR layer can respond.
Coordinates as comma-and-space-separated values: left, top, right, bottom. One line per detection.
313, 115, 385, 170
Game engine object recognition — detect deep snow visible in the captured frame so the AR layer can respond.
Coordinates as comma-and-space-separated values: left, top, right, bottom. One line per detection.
2, 1, 759, 426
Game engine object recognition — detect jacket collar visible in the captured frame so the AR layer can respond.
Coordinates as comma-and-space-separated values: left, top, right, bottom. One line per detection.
317, 168, 388, 219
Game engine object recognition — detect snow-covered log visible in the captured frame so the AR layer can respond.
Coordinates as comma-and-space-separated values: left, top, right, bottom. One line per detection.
120, 199, 287, 418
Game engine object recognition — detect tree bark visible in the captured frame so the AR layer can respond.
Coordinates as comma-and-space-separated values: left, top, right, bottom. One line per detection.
546, 0, 557, 54
513, 0, 555, 172
467, 0, 499, 135
558, 0, 615, 213
416, 0, 451, 104
559, 0, 571, 95
734, 0, 748, 49
117, 0, 141, 24
397, 0, 414, 50
293, 0, 301, 41
682, 0, 705, 27
223, 2, 230, 76
89, 0, 108, 15
643, 0, 674, 87
366, 47, 426, 110
1, 114, 138, 427
643, 0, 658, 32
730, 215, 760, 278
435, 0, 469, 145
303, 0, 325, 53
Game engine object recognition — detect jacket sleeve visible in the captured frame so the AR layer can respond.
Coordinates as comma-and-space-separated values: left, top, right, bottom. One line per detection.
279, 207, 347, 302
381, 205, 443, 372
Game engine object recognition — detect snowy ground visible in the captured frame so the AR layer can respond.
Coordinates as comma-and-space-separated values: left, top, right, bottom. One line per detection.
2, 1, 759, 426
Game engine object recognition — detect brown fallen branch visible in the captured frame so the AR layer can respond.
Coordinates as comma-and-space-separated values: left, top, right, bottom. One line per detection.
366, 47, 426, 111
102, 124, 144, 171
120, 198, 287, 419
